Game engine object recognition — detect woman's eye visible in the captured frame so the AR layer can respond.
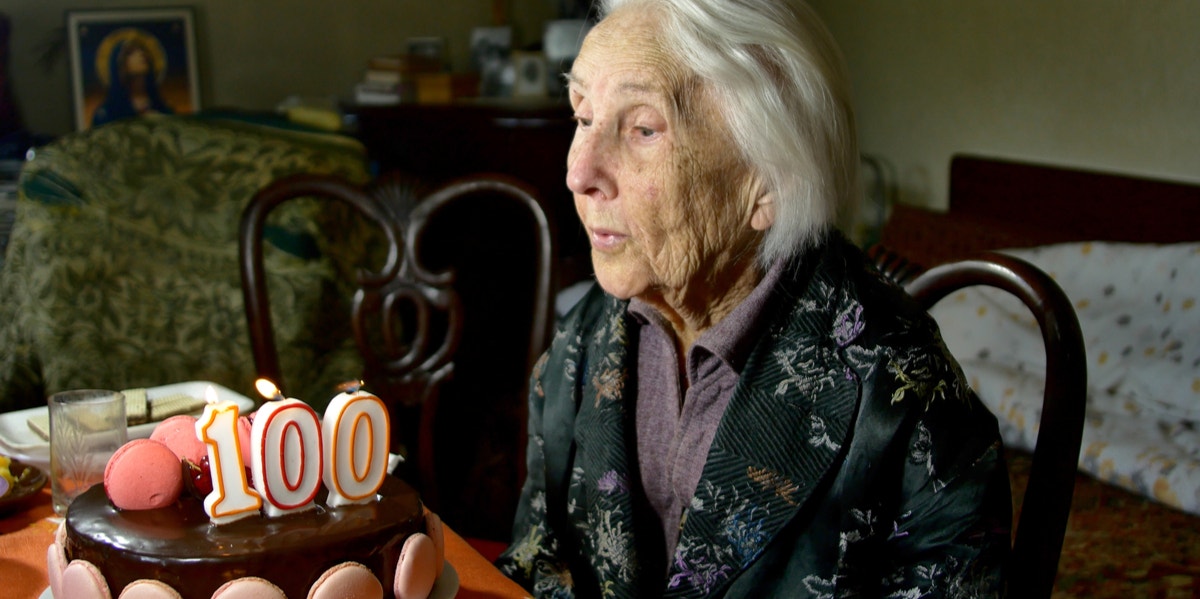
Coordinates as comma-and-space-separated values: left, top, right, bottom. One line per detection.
629, 125, 662, 141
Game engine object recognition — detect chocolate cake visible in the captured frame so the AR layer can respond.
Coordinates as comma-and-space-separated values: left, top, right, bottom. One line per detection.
63, 475, 425, 599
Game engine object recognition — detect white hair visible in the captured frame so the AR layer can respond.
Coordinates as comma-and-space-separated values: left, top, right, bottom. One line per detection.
597, 0, 860, 267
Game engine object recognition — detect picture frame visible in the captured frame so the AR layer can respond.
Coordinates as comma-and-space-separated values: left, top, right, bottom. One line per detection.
512, 51, 548, 98
406, 37, 447, 70
470, 26, 513, 98
66, 7, 200, 131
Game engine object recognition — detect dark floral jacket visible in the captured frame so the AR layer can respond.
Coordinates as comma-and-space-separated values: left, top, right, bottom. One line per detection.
497, 234, 1011, 598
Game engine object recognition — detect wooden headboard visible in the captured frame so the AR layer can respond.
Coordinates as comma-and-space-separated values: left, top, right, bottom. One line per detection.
878, 154, 1200, 268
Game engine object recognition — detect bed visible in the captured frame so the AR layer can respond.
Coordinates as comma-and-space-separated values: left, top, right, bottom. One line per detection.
877, 154, 1200, 597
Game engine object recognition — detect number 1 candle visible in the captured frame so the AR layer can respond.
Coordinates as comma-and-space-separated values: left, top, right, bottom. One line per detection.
196, 386, 262, 524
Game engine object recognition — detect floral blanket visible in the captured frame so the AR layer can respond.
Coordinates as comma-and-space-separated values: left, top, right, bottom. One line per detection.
930, 241, 1200, 515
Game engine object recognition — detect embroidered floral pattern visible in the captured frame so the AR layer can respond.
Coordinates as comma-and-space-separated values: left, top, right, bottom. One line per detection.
808, 413, 842, 452
588, 509, 636, 588
888, 356, 950, 406
669, 548, 734, 594
802, 573, 837, 598
834, 303, 866, 348
510, 518, 549, 579
909, 422, 942, 485
772, 343, 838, 398
591, 366, 624, 408
532, 352, 549, 398
747, 466, 801, 506
597, 470, 628, 495
721, 501, 771, 562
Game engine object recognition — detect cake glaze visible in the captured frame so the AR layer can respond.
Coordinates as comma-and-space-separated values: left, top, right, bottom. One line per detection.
63, 475, 424, 599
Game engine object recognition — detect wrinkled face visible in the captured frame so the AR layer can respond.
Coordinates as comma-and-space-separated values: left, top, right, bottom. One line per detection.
567, 7, 766, 303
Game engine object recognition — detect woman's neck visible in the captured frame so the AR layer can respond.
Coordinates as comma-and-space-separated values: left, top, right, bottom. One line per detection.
642, 256, 764, 357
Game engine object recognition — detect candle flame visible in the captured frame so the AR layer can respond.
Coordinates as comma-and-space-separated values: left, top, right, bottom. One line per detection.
205, 385, 220, 405
336, 380, 364, 394
255, 378, 284, 401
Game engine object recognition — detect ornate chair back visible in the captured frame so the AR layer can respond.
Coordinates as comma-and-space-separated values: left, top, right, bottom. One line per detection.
240, 173, 553, 520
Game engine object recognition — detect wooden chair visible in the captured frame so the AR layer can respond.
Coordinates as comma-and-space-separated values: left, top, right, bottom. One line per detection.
868, 245, 1087, 599
240, 172, 554, 525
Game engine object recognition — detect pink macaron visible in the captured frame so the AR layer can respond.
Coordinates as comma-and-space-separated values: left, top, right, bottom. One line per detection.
237, 415, 253, 467
150, 415, 207, 464
60, 559, 111, 599
394, 533, 438, 599
309, 562, 383, 599
210, 577, 287, 599
104, 438, 184, 510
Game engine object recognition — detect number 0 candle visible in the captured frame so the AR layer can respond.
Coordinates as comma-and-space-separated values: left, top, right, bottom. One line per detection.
322, 388, 390, 507
251, 397, 323, 517
196, 386, 262, 524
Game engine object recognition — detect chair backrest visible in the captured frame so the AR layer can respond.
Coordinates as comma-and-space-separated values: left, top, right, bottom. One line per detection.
240, 172, 553, 519
868, 245, 1087, 599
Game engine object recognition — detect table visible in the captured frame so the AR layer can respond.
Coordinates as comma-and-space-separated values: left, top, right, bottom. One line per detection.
0, 486, 532, 599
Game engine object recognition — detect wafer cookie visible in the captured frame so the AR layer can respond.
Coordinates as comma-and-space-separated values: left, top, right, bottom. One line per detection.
148, 393, 207, 421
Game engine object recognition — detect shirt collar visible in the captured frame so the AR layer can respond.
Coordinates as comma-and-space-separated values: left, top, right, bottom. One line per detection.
628, 258, 787, 373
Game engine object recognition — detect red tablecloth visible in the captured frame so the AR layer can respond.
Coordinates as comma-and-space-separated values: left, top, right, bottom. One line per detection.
0, 486, 531, 599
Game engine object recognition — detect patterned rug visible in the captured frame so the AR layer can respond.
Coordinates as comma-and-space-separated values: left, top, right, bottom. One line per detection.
1008, 450, 1200, 598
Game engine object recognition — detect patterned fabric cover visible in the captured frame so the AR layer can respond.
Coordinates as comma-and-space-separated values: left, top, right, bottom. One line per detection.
0, 114, 372, 413
930, 241, 1200, 515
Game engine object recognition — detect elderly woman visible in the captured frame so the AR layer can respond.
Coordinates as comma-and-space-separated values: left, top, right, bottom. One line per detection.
496, 0, 1011, 596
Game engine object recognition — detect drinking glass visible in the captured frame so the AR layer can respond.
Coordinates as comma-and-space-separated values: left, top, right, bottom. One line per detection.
49, 389, 127, 515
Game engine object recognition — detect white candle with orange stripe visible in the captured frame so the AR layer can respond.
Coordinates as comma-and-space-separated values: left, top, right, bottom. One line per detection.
195, 385, 262, 524
321, 382, 390, 508
251, 379, 323, 517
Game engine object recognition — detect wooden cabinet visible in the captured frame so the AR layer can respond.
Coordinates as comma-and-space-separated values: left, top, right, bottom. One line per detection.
345, 99, 591, 288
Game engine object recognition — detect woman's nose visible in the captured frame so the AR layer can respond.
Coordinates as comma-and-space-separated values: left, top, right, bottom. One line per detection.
566, 130, 615, 202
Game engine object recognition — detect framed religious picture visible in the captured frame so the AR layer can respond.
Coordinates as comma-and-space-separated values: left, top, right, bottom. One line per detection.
66, 7, 200, 130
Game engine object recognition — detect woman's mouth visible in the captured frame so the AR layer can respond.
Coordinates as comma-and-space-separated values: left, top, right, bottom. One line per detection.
589, 228, 627, 251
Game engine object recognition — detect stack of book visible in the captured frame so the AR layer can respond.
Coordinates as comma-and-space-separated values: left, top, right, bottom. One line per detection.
353, 54, 444, 105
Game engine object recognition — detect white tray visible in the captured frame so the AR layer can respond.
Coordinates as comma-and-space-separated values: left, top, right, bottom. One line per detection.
0, 381, 255, 472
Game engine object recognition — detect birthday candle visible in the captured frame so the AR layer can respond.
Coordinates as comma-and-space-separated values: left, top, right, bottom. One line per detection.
322, 386, 390, 507
195, 386, 262, 524
251, 380, 323, 517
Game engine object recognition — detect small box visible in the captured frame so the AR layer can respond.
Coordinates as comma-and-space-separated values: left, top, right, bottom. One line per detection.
415, 73, 482, 104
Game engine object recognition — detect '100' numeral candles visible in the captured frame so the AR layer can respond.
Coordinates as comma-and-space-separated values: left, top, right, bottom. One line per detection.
194, 381, 391, 524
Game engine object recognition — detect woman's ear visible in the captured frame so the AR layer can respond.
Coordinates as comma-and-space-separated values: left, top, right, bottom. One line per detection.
750, 193, 775, 231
